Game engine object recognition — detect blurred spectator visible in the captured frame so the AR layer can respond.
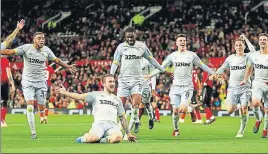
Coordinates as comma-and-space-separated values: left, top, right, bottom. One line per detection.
2, 0, 267, 110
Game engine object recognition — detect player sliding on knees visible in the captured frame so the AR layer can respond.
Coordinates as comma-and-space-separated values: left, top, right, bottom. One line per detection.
240, 33, 268, 138
145, 34, 220, 136
0, 32, 76, 139
216, 34, 256, 137
55, 74, 137, 143
110, 27, 164, 135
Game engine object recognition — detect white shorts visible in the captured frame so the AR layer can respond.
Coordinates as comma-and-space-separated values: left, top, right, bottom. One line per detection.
226, 90, 251, 107
252, 80, 268, 108
117, 80, 143, 97
21, 80, 47, 104
169, 85, 193, 108
89, 121, 122, 139
141, 84, 152, 104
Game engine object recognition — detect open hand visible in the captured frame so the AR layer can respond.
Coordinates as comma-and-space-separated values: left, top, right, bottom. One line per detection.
54, 84, 66, 93
17, 19, 25, 30
67, 64, 76, 74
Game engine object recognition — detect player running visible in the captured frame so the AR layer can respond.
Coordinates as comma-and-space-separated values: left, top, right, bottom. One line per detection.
146, 34, 217, 136
1, 19, 25, 127
241, 33, 268, 138
55, 74, 136, 143
0, 32, 76, 139
216, 35, 256, 137
110, 27, 164, 134
180, 69, 203, 124
136, 58, 157, 132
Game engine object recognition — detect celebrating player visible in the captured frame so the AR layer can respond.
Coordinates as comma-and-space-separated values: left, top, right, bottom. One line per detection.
180, 68, 203, 124
110, 27, 164, 134
146, 34, 217, 136
216, 35, 255, 137
1, 19, 25, 127
55, 74, 136, 143
241, 33, 268, 138
0, 32, 76, 139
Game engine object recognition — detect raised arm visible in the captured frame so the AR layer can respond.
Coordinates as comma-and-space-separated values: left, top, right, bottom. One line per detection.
0, 49, 16, 55
240, 34, 256, 53
3, 19, 25, 47
110, 46, 122, 75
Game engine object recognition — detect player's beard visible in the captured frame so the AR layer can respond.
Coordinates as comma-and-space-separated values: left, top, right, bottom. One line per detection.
107, 85, 115, 93
127, 40, 135, 46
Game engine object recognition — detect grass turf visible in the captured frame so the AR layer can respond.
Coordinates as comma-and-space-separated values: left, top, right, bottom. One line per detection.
1, 114, 267, 153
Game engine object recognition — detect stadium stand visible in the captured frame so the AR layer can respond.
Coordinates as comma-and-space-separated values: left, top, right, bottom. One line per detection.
1, 0, 267, 110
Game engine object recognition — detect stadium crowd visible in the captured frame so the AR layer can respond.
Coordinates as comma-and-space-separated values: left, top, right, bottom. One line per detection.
1, 0, 267, 110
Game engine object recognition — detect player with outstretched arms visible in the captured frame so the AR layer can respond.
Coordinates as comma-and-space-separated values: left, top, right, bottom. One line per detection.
145, 34, 218, 136
136, 58, 157, 132
55, 74, 136, 143
0, 32, 76, 139
216, 35, 256, 137
240, 33, 268, 138
1, 19, 25, 127
110, 27, 164, 134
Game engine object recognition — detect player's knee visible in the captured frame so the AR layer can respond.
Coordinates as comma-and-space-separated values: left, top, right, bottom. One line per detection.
109, 134, 123, 143
240, 107, 248, 115
38, 104, 45, 110
227, 106, 235, 114
86, 135, 101, 143
252, 99, 260, 107
173, 108, 179, 115
27, 105, 34, 112
27, 100, 35, 105
264, 108, 268, 114
179, 104, 188, 113
151, 102, 157, 109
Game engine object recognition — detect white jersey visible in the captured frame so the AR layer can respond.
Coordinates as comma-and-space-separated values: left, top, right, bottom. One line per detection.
141, 58, 156, 89
247, 51, 268, 82
85, 91, 125, 124
217, 54, 251, 91
14, 44, 57, 82
112, 41, 155, 82
161, 51, 210, 87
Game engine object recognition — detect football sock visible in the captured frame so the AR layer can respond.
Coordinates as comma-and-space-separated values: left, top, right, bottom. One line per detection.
172, 112, 179, 130
26, 105, 36, 134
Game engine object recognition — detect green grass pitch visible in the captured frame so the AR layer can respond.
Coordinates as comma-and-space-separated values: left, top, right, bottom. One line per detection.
1, 114, 267, 153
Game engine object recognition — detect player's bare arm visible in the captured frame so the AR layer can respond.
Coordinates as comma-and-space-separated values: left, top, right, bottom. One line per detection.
240, 34, 256, 53
54, 58, 76, 74
4, 19, 25, 47
240, 65, 253, 85
6, 67, 15, 93
55, 85, 87, 100
0, 49, 17, 55
119, 114, 136, 142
